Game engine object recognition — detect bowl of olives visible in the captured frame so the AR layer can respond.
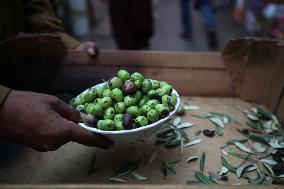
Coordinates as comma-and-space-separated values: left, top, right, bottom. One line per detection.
70, 70, 180, 142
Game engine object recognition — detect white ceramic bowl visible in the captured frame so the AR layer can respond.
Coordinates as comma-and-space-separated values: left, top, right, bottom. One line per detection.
77, 82, 180, 142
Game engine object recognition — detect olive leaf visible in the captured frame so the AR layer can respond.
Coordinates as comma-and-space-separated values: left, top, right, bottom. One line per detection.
131, 171, 149, 181
260, 159, 277, 165
160, 166, 167, 177
223, 116, 229, 125
221, 156, 236, 173
262, 163, 274, 175
112, 160, 140, 176
234, 141, 252, 153
195, 171, 216, 184
107, 178, 126, 183
186, 180, 200, 184
172, 117, 181, 126
191, 113, 214, 119
184, 139, 202, 148
222, 150, 228, 156
225, 139, 248, 146
186, 155, 198, 163
162, 160, 176, 175
247, 121, 262, 130
268, 139, 284, 149
200, 152, 206, 172
149, 145, 159, 164
246, 113, 259, 121
209, 112, 239, 124
210, 117, 225, 128
215, 127, 223, 136
184, 105, 200, 111
180, 138, 184, 157
227, 151, 257, 163
219, 166, 229, 176
236, 164, 253, 178
174, 122, 194, 129
245, 166, 258, 172
252, 142, 267, 153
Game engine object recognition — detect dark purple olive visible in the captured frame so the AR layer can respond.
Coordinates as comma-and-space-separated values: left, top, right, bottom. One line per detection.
272, 162, 284, 176
220, 175, 228, 181
80, 113, 97, 127
122, 82, 136, 96
122, 113, 134, 130
203, 129, 215, 137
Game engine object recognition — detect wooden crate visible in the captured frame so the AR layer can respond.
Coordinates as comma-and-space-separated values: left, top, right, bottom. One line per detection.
0, 38, 283, 188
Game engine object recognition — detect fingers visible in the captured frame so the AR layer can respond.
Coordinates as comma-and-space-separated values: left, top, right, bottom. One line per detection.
68, 121, 113, 149
51, 98, 80, 123
75, 42, 99, 57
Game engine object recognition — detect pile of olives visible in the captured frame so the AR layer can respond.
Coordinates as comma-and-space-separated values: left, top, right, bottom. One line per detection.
71, 70, 177, 131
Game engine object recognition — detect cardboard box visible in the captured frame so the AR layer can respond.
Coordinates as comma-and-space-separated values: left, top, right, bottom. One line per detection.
0, 38, 283, 188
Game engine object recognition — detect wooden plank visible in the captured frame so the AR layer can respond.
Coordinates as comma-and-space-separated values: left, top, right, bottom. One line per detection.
64, 50, 226, 69
0, 184, 282, 189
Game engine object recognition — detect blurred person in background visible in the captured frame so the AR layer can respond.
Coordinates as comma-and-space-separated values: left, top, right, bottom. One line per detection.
108, 0, 153, 50
179, 0, 218, 49
0, 0, 112, 152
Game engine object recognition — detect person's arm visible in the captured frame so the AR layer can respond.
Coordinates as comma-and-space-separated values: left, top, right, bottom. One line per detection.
0, 89, 112, 151
24, 0, 98, 55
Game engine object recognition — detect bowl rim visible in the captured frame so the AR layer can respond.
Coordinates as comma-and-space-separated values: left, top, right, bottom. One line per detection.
77, 82, 180, 135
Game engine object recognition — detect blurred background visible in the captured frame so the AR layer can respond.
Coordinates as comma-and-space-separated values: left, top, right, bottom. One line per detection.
51, 0, 284, 51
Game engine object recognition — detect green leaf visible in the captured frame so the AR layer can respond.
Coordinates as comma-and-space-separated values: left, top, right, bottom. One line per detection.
172, 117, 181, 126
260, 159, 277, 165
186, 155, 198, 163
215, 127, 223, 136
163, 160, 176, 175
180, 138, 184, 157
200, 152, 206, 172
256, 107, 272, 120
225, 139, 248, 146
160, 166, 167, 177
247, 121, 262, 130
209, 112, 239, 124
191, 113, 214, 119
184, 139, 202, 148
106, 178, 126, 184
227, 151, 257, 163
234, 141, 253, 153
112, 160, 140, 176
210, 117, 225, 128
236, 164, 253, 178
221, 156, 236, 173
131, 171, 149, 181
194, 171, 216, 184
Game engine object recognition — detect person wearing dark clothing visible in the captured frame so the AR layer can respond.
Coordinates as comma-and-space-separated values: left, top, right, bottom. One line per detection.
109, 0, 153, 50
179, 0, 218, 49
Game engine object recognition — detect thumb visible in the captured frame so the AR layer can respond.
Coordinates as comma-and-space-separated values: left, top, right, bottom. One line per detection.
68, 121, 113, 149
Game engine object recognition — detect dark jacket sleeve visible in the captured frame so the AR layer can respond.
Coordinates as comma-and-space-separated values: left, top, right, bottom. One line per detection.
24, 0, 79, 48
0, 85, 11, 108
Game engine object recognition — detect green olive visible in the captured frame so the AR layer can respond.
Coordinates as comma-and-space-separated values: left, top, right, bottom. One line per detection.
103, 88, 111, 97
85, 104, 104, 118
126, 106, 140, 117
147, 109, 159, 123
151, 80, 160, 90
161, 95, 172, 106
131, 72, 144, 82
93, 98, 102, 104
156, 85, 172, 96
100, 97, 113, 109
124, 96, 137, 107
114, 121, 124, 131
160, 81, 169, 88
114, 114, 123, 122
134, 80, 142, 89
76, 104, 85, 112
170, 95, 177, 107
134, 91, 142, 102
104, 107, 116, 120
72, 97, 84, 106
117, 70, 131, 81
138, 96, 150, 107
83, 88, 96, 103
148, 89, 160, 100
135, 116, 149, 127
141, 79, 152, 94
97, 119, 115, 131
115, 102, 126, 114
155, 104, 170, 118
95, 86, 104, 98
110, 88, 123, 102
108, 77, 123, 89
140, 104, 151, 115
146, 99, 159, 109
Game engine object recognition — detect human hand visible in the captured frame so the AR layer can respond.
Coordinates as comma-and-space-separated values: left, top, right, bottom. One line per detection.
74, 41, 99, 57
0, 90, 112, 151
